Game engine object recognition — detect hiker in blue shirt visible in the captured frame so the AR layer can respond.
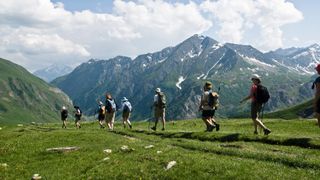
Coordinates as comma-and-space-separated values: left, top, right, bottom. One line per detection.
121, 97, 133, 129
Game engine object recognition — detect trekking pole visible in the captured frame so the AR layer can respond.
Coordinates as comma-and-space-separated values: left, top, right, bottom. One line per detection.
148, 106, 153, 130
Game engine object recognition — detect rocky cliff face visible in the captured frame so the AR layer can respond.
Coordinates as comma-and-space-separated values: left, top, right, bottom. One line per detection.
52, 34, 317, 120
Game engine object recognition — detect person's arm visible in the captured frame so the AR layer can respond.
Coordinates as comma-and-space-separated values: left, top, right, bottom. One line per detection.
199, 94, 204, 111
240, 95, 251, 103
314, 82, 320, 112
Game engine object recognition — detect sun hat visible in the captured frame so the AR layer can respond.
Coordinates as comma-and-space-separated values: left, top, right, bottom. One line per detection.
251, 74, 261, 81
155, 88, 161, 93
121, 97, 128, 102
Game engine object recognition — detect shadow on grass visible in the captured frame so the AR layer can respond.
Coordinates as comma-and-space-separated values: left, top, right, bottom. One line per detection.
131, 130, 320, 150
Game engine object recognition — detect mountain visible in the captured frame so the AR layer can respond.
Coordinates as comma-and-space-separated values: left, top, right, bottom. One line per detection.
52, 34, 314, 120
266, 99, 313, 119
33, 64, 73, 82
266, 44, 320, 75
0, 58, 73, 125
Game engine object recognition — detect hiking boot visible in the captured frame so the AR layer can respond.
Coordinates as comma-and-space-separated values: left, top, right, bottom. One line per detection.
208, 125, 215, 132
264, 129, 271, 135
216, 124, 220, 131
151, 126, 156, 131
254, 131, 258, 135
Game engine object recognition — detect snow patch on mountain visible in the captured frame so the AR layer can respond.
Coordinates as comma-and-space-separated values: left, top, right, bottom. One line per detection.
176, 76, 186, 90
241, 55, 275, 68
211, 43, 223, 51
197, 74, 205, 80
203, 53, 226, 79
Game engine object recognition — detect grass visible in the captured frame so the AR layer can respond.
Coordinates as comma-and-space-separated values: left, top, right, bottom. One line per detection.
0, 118, 320, 179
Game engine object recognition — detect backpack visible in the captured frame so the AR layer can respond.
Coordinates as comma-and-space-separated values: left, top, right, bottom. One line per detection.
106, 99, 117, 113
75, 109, 82, 117
157, 92, 166, 108
208, 92, 219, 109
255, 85, 270, 104
123, 102, 132, 113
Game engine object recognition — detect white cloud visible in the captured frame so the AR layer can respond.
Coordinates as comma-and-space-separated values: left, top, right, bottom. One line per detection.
0, 0, 211, 71
200, 0, 303, 51
0, 0, 304, 71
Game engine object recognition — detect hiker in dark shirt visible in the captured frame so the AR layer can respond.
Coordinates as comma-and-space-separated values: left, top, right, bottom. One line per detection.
313, 64, 320, 128
61, 106, 68, 128
74, 106, 82, 129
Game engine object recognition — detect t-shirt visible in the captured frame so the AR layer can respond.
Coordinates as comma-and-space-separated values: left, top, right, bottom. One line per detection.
250, 84, 258, 102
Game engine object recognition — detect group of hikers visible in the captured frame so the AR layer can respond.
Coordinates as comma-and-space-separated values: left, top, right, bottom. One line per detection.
60, 64, 320, 133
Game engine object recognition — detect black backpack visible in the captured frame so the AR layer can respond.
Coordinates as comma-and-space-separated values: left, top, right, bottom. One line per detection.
208, 92, 219, 108
255, 85, 270, 104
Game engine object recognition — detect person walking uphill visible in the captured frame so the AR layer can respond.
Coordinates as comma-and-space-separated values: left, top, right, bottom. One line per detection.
151, 88, 166, 131
74, 106, 82, 129
105, 93, 117, 130
199, 81, 220, 132
121, 97, 133, 129
61, 106, 68, 128
240, 74, 271, 135
312, 64, 320, 128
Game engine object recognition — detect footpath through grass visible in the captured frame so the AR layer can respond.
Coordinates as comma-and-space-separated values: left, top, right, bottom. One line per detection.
0, 118, 319, 179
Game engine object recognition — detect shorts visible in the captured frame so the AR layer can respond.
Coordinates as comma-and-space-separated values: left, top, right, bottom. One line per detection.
202, 110, 215, 118
155, 108, 165, 119
251, 101, 262, 119
105, 112, 115, 123
98, 114, 105, 121
122, 111, 131, 119
316, 99, 320, 113
75, 115, 81, 121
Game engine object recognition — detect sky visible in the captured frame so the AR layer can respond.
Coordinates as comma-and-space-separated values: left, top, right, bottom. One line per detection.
0, 0, 319, 72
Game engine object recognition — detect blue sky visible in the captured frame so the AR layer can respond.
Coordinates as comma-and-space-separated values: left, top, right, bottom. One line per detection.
0, 0, 319, 71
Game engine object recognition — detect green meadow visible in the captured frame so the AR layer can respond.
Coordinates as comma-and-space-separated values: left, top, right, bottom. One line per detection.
0, 118, 319, 179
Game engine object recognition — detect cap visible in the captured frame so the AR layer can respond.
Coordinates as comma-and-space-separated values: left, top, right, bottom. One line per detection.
155, 88, 161, 93
251, 74, 261, 81
121, 97, 128, 102
62, 106, 66, 110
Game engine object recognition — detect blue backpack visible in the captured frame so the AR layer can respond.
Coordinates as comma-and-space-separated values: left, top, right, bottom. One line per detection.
106, 99, 116, 113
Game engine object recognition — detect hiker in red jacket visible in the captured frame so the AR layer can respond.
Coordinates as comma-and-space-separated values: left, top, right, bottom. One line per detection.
240, 74, 271, 135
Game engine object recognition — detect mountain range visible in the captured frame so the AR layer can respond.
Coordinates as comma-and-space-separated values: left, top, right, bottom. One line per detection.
52, 34, 319, 120
0, 58, 73, 125
33, 64, 73, 82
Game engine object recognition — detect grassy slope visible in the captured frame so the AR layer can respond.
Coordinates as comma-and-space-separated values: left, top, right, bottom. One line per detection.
1, 118, 319, 179
266, 100, 313, 119
0, 58, 73, 124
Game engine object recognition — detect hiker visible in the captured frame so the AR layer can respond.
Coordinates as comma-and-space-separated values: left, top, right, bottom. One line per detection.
74, 106, 82, 129
151, 88, 166, 131
105, 93, 117, 130
97, 101, 106, 129
240, 74, 271, 135
61, 106, 68, 128
199, 81, 220, 132
121, 97, 133, 129
312, 64, 320, 127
